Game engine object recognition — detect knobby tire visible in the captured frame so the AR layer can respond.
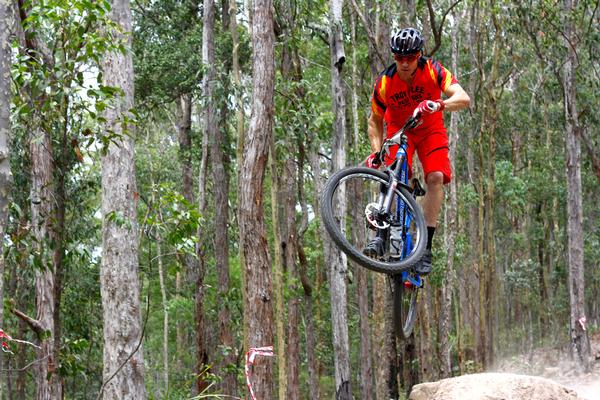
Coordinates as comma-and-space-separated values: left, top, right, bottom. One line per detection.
320, 166, 426, 275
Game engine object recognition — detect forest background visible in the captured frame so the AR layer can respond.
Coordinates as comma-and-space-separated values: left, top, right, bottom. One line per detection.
0, 0, 598, 399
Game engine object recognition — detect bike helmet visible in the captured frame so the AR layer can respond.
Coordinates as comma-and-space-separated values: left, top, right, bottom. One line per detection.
390, 28, 424, 55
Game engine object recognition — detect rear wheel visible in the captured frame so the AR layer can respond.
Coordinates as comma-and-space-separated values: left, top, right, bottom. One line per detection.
320, 167, 426, 274
392, 275, 419, 339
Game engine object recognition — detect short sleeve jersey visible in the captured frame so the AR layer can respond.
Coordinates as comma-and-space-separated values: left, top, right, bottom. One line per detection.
371, 58, 458, 136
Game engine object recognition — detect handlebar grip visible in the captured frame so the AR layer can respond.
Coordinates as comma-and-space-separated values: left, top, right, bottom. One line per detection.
404, 113, 421, 130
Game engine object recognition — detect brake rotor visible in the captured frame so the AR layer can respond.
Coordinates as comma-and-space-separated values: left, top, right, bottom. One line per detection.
365, 202, 390, 229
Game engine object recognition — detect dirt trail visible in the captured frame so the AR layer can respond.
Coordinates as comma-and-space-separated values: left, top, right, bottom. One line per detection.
493, 333, 600, 400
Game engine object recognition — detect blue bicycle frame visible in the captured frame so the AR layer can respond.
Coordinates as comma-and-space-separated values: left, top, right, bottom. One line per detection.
392, 136, 423, 287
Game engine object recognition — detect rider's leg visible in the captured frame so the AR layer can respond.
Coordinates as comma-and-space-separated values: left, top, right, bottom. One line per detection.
413, 171, 444, 274
422, 171, 445, 231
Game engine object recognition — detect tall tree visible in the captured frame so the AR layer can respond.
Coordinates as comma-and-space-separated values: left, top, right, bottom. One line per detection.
349, 9, 374, 400
11, 2, 64, 397
0, 1, 13, 396
439, 13, 461, 378
269, 146, 287, 399
210, 0, 237, 395
193, 0, 217, 393
99, 0, 147, 397
562, 0, 590, 373
238, 0, 275, 398
327, 0, 352, 398
30, 127, 61, 400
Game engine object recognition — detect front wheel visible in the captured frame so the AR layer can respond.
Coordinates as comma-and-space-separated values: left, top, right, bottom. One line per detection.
320, 166, 427, 274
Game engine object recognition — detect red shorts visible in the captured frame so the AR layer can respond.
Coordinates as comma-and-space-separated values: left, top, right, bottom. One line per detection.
383, 130, 452, 184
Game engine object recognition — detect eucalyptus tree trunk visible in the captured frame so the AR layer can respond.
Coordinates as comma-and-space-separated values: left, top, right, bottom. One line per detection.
328, 0, 352, 398
417, 286, 433, 382
349, 180, 374, 400
349, 11, 374, 400
297, 139, 320, 399
194, 0, 216, 393
283, 156, 301, 400
16, 3, 63, 397
298, 245, 320, 400
0, 2, 14, 396
277, 3, 303, 397
269, 138, 287, 400
481, 9, 502, 367
194, 117, 209, 394
238, 0, 275, 398
306, 144, 326, 400
99, 0, 146, 398
211, 6, 236, 395
213, 100, 237, 399
30, 129, 61, 400
469, 0, 486, 368
439, 15, 461, 378
562, 0, 590, 373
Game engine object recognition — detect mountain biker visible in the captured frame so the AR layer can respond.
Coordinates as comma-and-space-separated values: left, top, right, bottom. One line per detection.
363, 27, 471, 275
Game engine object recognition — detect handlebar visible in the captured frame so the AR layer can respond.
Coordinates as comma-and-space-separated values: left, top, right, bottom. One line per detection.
379, 113, 422, 159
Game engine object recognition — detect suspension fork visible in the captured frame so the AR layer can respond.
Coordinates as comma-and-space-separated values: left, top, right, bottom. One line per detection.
376, 151, 407, 220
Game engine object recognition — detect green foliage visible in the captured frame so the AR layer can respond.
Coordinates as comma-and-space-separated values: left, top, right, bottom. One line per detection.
146, 183, 201, 257
495, 160, 527, 213
11, 0, 126, 157
133, 0, 204, 105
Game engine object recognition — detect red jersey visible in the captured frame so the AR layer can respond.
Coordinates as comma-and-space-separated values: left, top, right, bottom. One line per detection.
371, 58, 458, 136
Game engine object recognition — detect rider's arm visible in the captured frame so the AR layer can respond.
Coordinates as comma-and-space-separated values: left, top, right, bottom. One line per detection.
441, 83, 471, 111
367, 112, 385, 152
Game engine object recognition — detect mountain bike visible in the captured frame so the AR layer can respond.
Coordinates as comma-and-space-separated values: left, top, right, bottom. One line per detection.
320, 114, 427, 338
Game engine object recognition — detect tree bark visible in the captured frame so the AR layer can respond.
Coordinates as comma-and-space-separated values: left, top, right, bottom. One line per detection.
349, 13, 374, 399
194, 0, 217, 393
298, 244, 320, 400
211, 30, 237, 400
467, 0, 483, 368
372, 274, 387, 400
563, 0, 590, 373
0, 1, 14, 397
269, 136, 287, 400
283, 155, 301, 400
238, 0, 275, 398
328, 0, 352, 398
99, 0, 146, 398
439, 14, 461, 378
298, 138, 320, 400
30, 128, 61, 400
276, 3, 303, 397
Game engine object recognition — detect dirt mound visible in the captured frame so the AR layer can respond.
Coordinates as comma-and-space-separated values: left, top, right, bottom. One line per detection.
492, 332, 600, 399
409, 372, 582, 400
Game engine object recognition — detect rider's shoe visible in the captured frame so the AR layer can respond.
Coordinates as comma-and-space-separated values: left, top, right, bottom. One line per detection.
363, 236, 385, 258
414, 249, 432, 275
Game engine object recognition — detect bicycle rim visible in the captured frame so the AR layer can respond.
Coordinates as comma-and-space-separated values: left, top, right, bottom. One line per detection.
393, 277, 419, 339
320, 167, 427, 274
